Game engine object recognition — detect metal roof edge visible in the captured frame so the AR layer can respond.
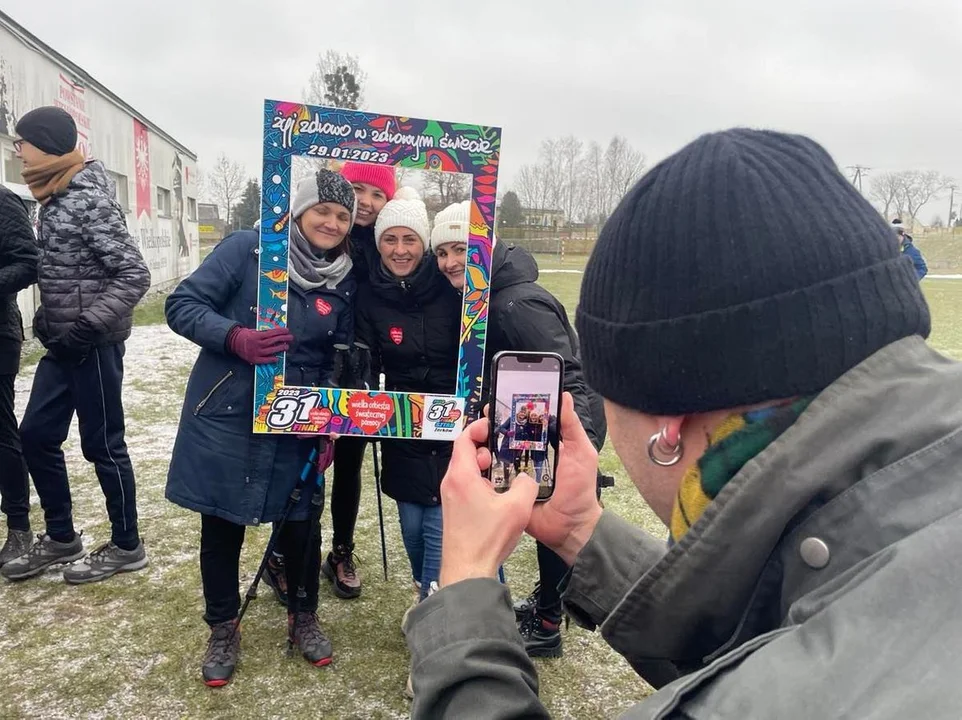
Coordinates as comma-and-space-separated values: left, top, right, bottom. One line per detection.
0, 9, 198, 161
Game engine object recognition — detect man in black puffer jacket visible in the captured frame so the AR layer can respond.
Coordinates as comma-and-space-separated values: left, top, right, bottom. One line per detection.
0, 186, 38, 567
2, 107, 150, 585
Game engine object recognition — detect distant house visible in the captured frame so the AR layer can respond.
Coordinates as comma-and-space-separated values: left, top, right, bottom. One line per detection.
198, 203, 226, 243
521, 208, 566, 228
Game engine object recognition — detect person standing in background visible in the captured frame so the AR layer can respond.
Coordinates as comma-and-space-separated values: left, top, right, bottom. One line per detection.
0, 185, 39, 567
893, 218, 927, 280
1, 106, 150, 585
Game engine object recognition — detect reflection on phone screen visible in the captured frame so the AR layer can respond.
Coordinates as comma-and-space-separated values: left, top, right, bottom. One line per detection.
491, 356, 560, 499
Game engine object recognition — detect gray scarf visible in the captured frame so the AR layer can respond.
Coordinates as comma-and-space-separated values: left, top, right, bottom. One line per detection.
288, 221, 353, 291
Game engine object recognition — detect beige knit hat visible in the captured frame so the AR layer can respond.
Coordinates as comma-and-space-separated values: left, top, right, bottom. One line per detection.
431, 200, 471, 250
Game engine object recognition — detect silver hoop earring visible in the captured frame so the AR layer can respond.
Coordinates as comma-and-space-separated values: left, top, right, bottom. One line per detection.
648, 429, 684, 467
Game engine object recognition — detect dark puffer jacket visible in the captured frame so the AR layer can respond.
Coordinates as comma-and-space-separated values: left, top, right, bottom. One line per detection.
348, 222, 380, 287
485, 243, 604, 450
165, 231, 356, 526
33, 161, 150, 348
0, 187, 38, 374
356, 256, 462, 505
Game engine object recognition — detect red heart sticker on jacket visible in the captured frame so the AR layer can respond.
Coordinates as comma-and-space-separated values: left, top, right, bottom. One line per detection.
315, 299, 332, 316
347, 393, 395, 433
389, 326, 403, 345
308, 407, 332, 428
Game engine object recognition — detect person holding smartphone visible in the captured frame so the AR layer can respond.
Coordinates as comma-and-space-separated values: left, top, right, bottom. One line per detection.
433, 202, 606, 659
354, 186, 462, 698
164, 169, 356, 686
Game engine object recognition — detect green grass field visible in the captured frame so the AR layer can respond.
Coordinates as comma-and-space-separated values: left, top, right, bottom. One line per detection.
2, 267, 960, 719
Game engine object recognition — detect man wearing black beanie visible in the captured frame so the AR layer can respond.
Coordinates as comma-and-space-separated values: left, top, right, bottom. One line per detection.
2, 106, 151, 585
403, 129, 962, 717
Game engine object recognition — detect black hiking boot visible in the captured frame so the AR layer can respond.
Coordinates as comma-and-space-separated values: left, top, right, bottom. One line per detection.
202, 620, 240, 687
513, 583, 541, 621
0, 529, 34, 567
519, 611, 563, 659
321, 544, 361, 599
62, 540, 148, 584
262, 553, 288, 607
287, 612, 333, 667
0, 534, 86, 581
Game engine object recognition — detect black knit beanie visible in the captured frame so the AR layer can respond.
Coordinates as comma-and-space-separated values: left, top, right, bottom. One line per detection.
576, 128, 931, 416
15, 106, 77, 156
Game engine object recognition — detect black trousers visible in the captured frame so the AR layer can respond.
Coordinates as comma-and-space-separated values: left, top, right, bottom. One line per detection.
200, 513, 321, 627
19, 345, 139, 548
330, 437, 365, 549
0, 374, 30, 532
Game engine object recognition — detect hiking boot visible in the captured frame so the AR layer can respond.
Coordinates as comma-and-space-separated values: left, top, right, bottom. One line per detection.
321, 544, 361, 599
63, 540, 148, 584
519, 612, 563, 659
262, 553, 288, 607
1, 534, 86, 580
287, 612, 333, 667
513, 583, 541, 621
401, 580, 422, 634
0, 529, 34, 567
202, 620, 240, 687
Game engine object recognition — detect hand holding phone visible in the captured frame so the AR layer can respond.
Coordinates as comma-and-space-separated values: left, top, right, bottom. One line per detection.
487, 351, 564, 501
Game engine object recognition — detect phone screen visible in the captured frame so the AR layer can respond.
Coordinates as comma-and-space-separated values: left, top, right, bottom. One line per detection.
489, 352, 563, 500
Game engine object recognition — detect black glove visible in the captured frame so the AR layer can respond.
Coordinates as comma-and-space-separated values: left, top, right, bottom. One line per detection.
32, 306, 51, 346
49, 317, 95, 365
330, 344, 352, 387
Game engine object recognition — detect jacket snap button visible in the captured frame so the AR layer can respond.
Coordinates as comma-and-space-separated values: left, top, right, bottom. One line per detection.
328, 330, 334, 336
799, 537, 830, 569
226, 405, 232, 411
431, 450, 437, 456
252, 517, 259, 525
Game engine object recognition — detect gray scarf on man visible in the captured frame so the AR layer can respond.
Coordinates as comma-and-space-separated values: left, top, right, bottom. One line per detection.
288, 222, 353, 291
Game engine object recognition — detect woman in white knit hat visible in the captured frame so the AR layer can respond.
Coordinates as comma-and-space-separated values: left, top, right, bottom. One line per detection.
431, 200, 471, 290
355, 187, 463, 695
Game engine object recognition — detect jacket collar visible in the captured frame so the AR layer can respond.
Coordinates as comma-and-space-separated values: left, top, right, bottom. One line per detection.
601, 336, 962, 665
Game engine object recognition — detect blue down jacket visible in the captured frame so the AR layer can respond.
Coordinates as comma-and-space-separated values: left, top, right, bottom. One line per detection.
165, 231, 355, 525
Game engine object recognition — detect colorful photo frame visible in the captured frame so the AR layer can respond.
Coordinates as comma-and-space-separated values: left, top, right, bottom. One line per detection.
254, 100, 501, 439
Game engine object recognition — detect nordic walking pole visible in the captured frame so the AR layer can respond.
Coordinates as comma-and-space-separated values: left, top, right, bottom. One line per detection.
238, 446, 317, 625
373, 371, 389, 581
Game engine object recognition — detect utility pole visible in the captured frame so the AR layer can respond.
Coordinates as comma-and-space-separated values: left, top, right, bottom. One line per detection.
947, 184, 957, 231
846, 165, 870, 193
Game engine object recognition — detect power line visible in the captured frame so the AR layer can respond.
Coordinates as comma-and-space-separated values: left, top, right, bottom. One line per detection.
846, 165, 871, 193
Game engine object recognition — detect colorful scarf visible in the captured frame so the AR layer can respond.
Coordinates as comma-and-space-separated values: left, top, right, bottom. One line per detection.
669, 397, 814, 543
21, 149, 86, 205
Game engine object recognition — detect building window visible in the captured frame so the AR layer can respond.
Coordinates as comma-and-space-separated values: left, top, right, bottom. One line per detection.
3, 146, 24, 184
156, 186, 171, 217
187, 197, 198, 222
109, 172, 130, 211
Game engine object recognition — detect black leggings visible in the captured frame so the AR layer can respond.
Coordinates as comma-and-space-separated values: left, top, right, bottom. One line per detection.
330, 437, 366, 549
200, 514, 321, 626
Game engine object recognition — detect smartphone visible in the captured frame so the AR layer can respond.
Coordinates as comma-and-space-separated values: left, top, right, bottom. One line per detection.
487, 351, 563, 501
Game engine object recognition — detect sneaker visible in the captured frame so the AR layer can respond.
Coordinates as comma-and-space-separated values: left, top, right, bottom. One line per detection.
321, 544, 361, 599
405, 671, 414, 699
262, 553, 288, 607
1, 534, 86, 580
202, 620, 240, 687
401, 580, 422, 634
62, 540, 148, 585
0, 529, 34, 567
519, 612, 563, 659
513, 583, 541, 621
287, 612, 333, 667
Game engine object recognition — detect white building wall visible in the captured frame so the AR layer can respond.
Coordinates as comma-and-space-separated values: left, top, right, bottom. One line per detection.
0, 14, 200, 335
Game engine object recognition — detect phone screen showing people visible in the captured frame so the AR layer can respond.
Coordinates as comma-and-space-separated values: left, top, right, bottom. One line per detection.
489, 352, 563, 500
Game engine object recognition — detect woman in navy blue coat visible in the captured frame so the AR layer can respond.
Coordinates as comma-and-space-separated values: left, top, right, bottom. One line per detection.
165, 170, 357, 687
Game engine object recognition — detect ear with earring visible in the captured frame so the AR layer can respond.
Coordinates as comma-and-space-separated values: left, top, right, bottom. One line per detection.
647, 427, 684, 467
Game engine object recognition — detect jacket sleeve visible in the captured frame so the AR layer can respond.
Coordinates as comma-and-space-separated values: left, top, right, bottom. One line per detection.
334, 293, 355, 347
77, 190, 150, 335
165, 234, 249, 352
407, 578, 550, 719
904, 244, 928, 279
499, 295, 601, 450
0, 191, 38, 295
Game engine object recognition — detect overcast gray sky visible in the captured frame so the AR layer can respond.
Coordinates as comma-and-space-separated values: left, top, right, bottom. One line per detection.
4, 0, 961, 219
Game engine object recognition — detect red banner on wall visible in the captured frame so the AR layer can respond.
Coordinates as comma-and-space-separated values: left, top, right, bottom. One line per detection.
133, 119, 151, 220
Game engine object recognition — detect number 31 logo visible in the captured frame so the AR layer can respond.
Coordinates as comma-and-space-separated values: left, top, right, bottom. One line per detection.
427, 400, 462, 423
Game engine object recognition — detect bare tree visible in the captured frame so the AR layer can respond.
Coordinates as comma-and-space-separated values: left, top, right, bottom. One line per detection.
422, 171, 471, 216
869, 172, 902, 221
206, 153, 246, 229
581, 141, 608, 225
605, 136, 646, 209
305, 50, 367, 110
895, 170, 952, 224
557, 135, 584, 224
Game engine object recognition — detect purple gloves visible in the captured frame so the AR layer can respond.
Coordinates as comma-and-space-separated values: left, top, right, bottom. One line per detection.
226, 326, 293, 365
